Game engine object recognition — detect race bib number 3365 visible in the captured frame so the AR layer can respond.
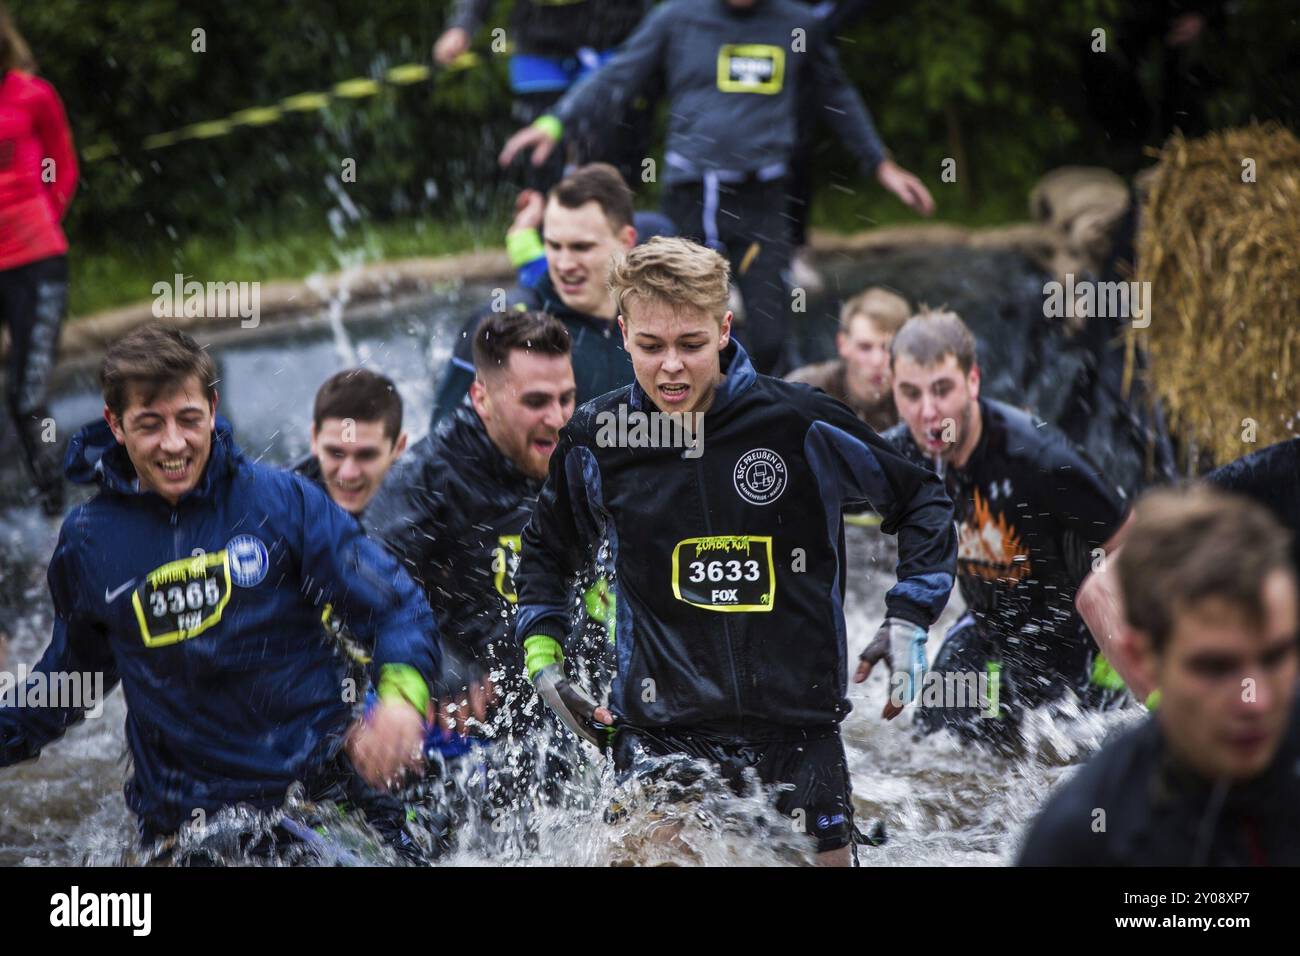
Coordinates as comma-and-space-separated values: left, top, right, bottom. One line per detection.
672, 535, 775, 612
132, 551, 232, 647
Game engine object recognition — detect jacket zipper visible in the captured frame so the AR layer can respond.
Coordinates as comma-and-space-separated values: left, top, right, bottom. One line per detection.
695, 453, 745, 726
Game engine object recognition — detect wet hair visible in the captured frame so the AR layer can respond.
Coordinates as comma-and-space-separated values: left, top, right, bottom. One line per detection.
608, 236, 730, 322
840, 287, 910, 335
0, 3, 35, 73
471, 310, 571, 378
549, 163, 635, 232
312, 368, 403, 443
1117, 487, 1294, 652
889, 307, 978, 374
100, 325, 218, 419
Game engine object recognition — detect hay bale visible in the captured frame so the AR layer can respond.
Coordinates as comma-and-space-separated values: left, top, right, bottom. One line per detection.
1129, 122, 1300, 467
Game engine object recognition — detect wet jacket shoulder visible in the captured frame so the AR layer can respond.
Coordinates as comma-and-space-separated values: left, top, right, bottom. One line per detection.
367, 401, 542, 668
1018, 696, 1300, 866
1204, 437, 1300, 570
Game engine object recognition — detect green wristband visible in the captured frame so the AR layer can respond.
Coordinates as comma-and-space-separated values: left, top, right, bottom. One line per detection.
532, 114, 563, 142
1144, 689, 1162, 711
506, 227, 545, 269
377, 663, 431, 718
523, 634, 564, 683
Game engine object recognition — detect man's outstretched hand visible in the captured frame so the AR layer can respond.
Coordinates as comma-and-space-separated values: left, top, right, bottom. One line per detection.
500, 124, 558, 168
876, 159, 936, 217
345, 699, 426, 789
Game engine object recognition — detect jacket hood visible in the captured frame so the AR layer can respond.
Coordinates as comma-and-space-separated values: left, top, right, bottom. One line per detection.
64, 415, 241, 501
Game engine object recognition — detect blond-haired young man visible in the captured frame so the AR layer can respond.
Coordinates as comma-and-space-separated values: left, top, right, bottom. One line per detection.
513, 237, 956, 864
786, 287, 910, 432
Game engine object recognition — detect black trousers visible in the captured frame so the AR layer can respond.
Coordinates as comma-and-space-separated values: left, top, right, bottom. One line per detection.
661, 177, 793, 375
0, 254, 68, 505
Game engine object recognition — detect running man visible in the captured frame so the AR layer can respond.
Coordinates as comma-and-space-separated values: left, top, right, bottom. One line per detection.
294, 367, 408, 517
0, 5, 78, 515
785, 286, 910, 432
499, 0, 934, 375
430, 164, 639, 425
0, 326, 441, 860
882, 309, 1129, 750
371, 311, 581, 740
1018, 487, 1300, 865
514, 238, 956, 864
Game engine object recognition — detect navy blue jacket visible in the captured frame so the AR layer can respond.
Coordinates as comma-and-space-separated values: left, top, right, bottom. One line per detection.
0, 418, 440, 834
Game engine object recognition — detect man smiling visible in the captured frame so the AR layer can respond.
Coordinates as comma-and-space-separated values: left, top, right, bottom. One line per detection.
0, 325, 441, 859
513, 237, 956, 864
295, 368, 407, 517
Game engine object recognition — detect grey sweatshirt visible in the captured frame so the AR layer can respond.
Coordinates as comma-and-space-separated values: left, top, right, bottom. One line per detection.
551, 0, 887, 182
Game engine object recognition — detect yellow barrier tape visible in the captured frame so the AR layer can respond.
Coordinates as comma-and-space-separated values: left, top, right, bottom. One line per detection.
82, 48, 504, 163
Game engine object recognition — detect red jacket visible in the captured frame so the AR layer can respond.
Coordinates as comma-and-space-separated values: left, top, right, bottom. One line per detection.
0, 69, 77, 271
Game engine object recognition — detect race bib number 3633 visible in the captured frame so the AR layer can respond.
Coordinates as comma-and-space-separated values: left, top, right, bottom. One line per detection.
131, 551, 232, 647
672, 535, 775, 612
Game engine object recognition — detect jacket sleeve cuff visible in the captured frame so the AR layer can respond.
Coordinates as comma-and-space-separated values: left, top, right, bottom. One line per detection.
532, 114, 563, 142
376, 663, 431, 718
506, 227, 545, 269
523, 634, 564, 682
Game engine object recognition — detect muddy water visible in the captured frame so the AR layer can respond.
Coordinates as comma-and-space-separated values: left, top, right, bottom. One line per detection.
0, 248, 1146, 865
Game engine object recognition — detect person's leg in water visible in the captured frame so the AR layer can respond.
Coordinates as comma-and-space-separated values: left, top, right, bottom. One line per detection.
0, 255, 68, 516
612, 728, 854, 866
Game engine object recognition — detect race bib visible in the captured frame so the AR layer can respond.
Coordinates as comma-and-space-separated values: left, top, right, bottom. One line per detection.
492, 535, 522, 604
716, 45, 785, 95
672, 535, 775, 612
132, 551, 232, 647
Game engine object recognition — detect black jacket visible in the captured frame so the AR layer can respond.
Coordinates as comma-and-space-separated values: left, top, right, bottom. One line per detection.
367, 400, 544, 674
1017, 696, 1300, 866
429, 270, 633, 428
515, 340, 957, 739
884, 399, 1126, 676
1204, 438, 1300, 572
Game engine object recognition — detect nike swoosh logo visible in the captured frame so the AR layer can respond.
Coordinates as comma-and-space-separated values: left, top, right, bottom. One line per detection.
105, 579, 137, 603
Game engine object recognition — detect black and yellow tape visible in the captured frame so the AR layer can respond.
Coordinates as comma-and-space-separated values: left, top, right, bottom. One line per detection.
81, 53, 488, 163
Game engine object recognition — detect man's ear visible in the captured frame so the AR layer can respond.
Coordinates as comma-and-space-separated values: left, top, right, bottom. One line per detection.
469, 378, 491, 421
617, 314, 629, 349
1124, 625, 1159, 695
309, 421, 320, 456
719, 310, 733, 350
393, 432, 409, 457
620, 224, 636, 251
835, 328, 849, 360
104, 405, 125, 445
968, 364, 981, 401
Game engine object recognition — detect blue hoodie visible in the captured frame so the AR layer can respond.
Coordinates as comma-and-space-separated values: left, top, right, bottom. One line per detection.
0, 417, 441, 834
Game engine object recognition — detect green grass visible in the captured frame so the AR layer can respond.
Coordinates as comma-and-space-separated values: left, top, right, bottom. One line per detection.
69, 184, 1032, 319
69, 214, 506, 319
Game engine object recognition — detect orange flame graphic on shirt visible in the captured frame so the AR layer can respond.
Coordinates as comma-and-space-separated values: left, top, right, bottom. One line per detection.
958, 488, 1031, 583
